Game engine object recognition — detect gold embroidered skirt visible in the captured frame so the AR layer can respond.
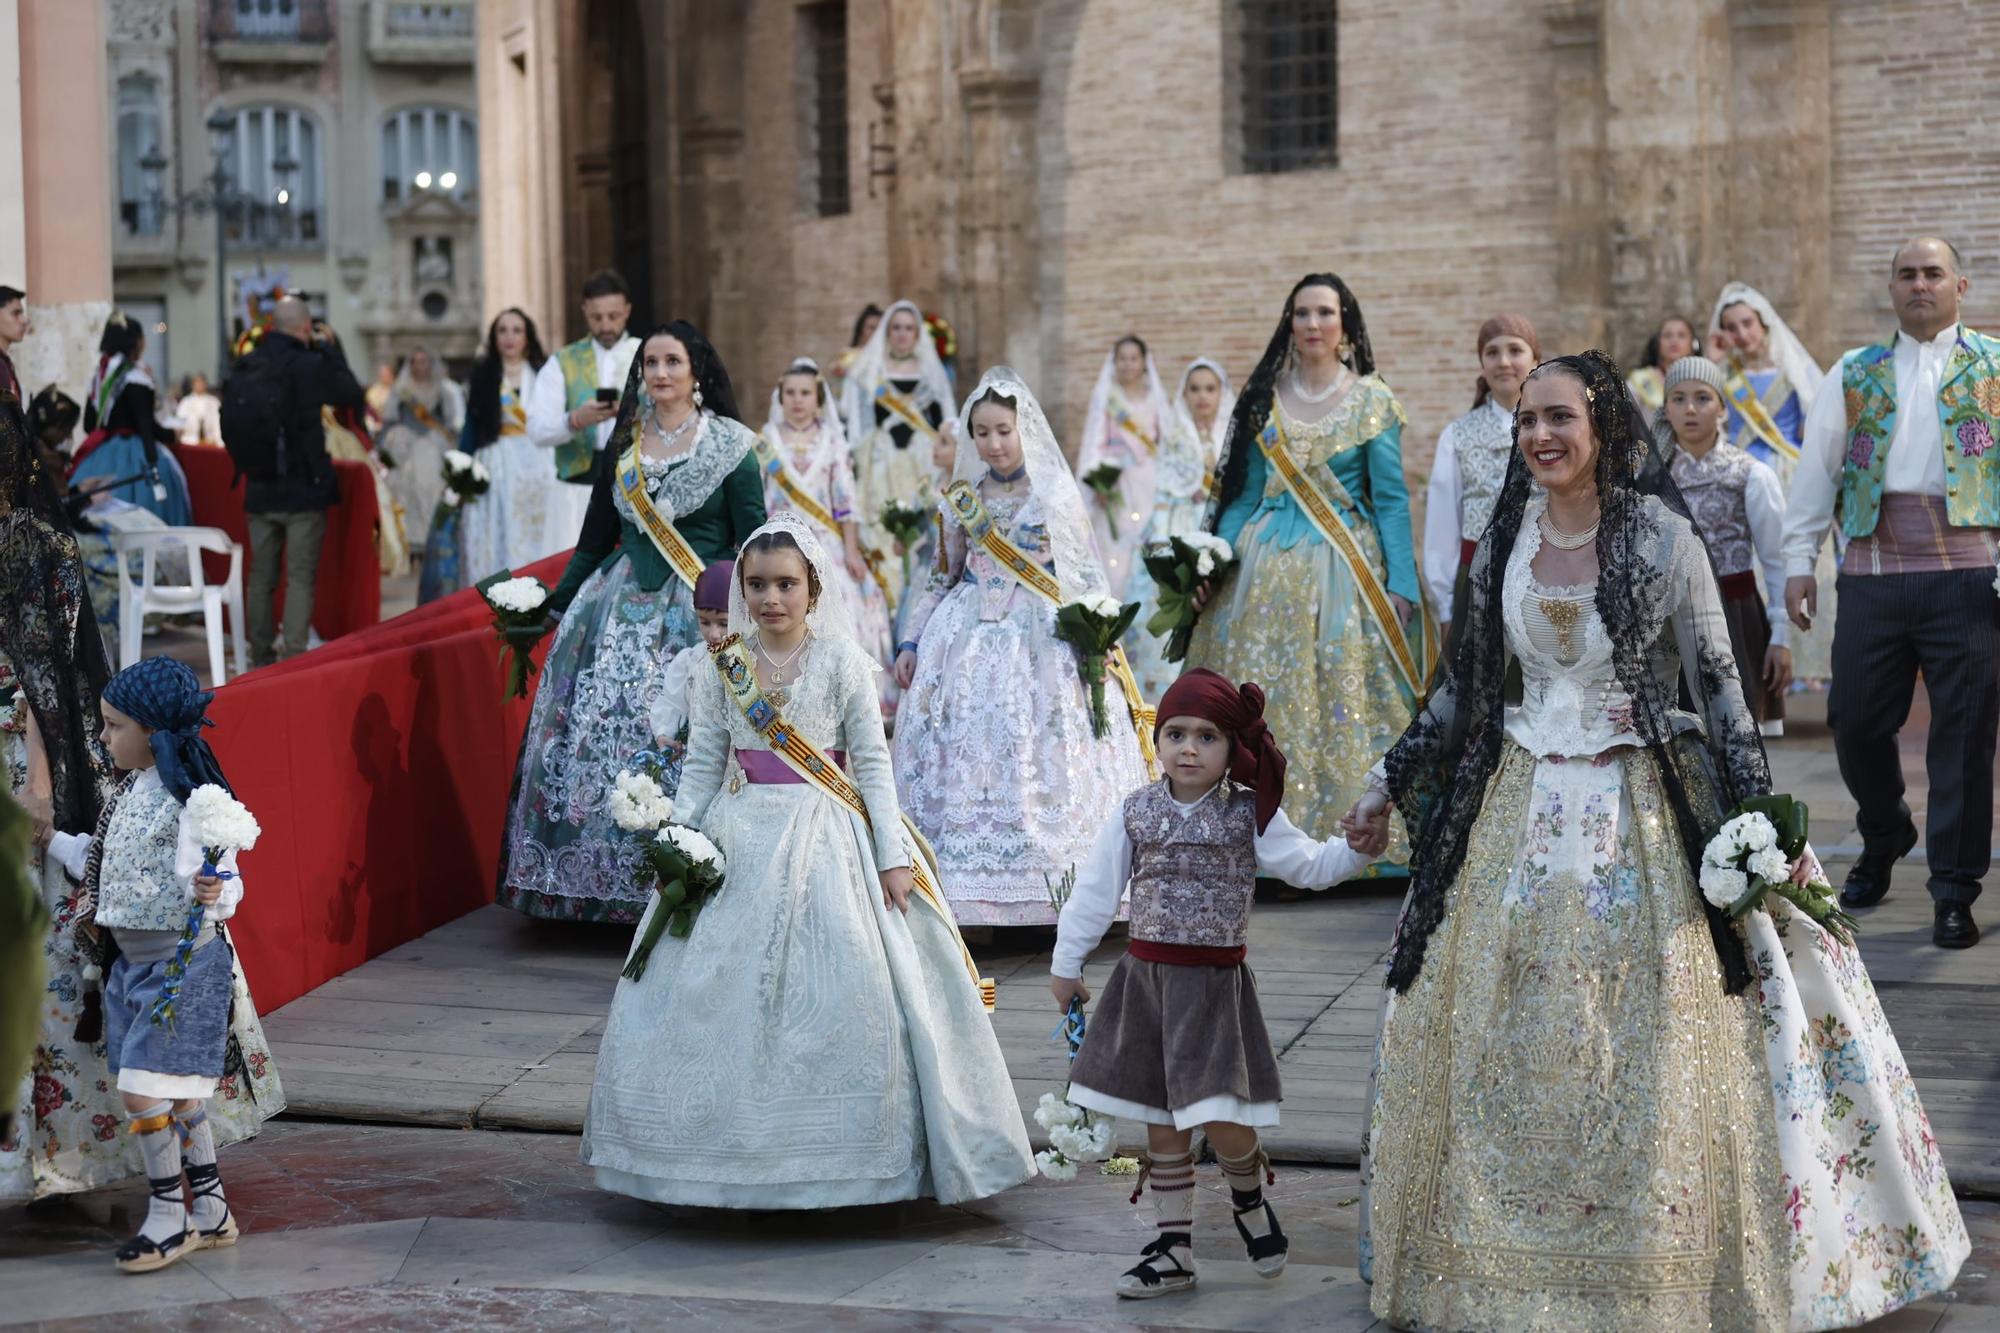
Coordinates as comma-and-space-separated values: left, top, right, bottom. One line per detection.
1364, 742, 1790, 1331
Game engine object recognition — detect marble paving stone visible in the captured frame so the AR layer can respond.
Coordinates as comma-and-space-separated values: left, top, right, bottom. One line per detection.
517, 1229, 944, 1303
182, 1216, 426, 1299
391, 1216, 666, 1288
834, 1243, 1382, 1332
0, 1246, 233, 1325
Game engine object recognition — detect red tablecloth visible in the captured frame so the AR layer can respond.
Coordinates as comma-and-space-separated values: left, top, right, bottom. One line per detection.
179, 445, 382, 641
208, 551, 569, 1010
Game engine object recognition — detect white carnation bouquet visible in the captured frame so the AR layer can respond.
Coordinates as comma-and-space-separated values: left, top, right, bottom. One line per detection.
153, 785, 262, 1030
1699, 795, 1856, 946
1033, 999, 1137, 1181
1140, 532, 1235, 664
610, 768, 727, 980
439, 449, 492, 506
1051, 594, 1138, 739
478, 571, 552, 699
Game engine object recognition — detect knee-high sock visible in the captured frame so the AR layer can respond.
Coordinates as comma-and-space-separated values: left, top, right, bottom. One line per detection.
129, 1101, 188, 1245
175, 1104, 228, 1232
1147, 1150, 1196, 1246
1218, 1140, 1274, 1236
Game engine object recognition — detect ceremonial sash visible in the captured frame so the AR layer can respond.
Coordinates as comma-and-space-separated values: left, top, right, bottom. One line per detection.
406, 400, 445, 436
1109, 398, 1158, 456
874, 384, 940, 441
941, 481, 1159, 772
616, 444, 706, 589
710, 636, 995, 1011
1257, 416, 1437, 699
1723, 360, 1801, 464
756, 433, 899, 607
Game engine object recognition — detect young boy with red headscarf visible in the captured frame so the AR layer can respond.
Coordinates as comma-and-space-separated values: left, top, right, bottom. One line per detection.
1049, 668, 1377, 1300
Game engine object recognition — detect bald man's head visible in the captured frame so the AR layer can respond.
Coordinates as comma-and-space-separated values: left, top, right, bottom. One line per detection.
1887, 237, 1969, 342
272, 296, 312, 336
1890, 236, 1962, 277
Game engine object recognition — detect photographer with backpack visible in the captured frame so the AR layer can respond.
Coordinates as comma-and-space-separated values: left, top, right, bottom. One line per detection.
222, 296, 365, 667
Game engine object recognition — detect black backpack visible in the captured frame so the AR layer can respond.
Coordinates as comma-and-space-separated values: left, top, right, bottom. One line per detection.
219, 350, 291, 482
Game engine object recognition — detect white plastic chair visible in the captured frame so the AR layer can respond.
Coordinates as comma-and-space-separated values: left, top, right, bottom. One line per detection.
112, 527, 249, 685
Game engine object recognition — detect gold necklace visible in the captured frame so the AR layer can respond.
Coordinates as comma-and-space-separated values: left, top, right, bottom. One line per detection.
1539, 596, 1583, 658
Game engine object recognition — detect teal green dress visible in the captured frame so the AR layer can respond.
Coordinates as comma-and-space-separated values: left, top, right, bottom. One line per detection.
497, 414, 766, 922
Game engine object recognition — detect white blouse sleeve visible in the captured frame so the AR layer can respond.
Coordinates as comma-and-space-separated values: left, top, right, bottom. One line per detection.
1744, 458, 1790, 648
525, 356, 575, 449
671, 667, 732, 829
1422, 422, 1463, 617
1051, 810, 1132, 979
839, 646, 910, 873
648, 651, 701, 742
1781, 361, 1849, 578
1253, 807, 1373, 889
48, 831, 93, 881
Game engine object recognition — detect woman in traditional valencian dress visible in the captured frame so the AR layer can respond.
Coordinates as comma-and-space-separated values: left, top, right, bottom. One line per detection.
1125, 358, 1235, 701
1184, 274, 1428, 875
496, 322, 766, 923
1625, 313, 1701, 417
378, 346, 465, 554
758, 358, 896, 715
841, 300, 956, 604
825, 303, 881, 422
1350, 352, 1967, 1332
0, 407, 280, 1201
67, 313, 192, 526
584, 514, 1032, 1208
1711, 282, 1838, 687
426, 309, 554, 600
1076, 336, 1174, 598
892, 367, 1150, 926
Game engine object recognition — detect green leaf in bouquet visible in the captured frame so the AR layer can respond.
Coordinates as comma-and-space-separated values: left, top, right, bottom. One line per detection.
668, 909, 693, 939
658, 877, 687, 908
1146, 588, 1191, 640
1738, 794, 1810, 859
1111, 601, 1140, 640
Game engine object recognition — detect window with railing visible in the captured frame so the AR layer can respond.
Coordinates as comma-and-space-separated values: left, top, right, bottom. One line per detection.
798, 2, 850, 217
382, 3, 473, 41
212, 0, 331, 42
1235, 0, 1338, 175
381, 107, 477, 203
117, 74, 165, 237
222, 105, 324, 247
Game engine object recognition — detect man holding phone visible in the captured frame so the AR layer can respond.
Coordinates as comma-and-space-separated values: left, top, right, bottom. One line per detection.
528, 268, 640, 546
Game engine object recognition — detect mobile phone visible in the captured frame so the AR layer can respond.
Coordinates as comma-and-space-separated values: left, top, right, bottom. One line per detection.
595, 388, 619, 406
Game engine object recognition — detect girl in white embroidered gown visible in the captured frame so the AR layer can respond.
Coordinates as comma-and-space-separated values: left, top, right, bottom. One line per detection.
1126, 358, 1235, 700
1349, 353, 1966, 1333
759, 359, 896, 717
841, 300, 957, 607
1076, 337, 1172, 598
892, 367, 1151, 926
583, 514, 1033, 1208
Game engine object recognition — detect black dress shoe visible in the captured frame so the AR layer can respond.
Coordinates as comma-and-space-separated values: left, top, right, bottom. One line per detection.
1935, 904, 1980, 949
1840, 823, 1919, 909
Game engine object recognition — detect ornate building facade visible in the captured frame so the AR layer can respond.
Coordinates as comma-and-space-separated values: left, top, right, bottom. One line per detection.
107, 0, 481, 385
477, 0, 2000, 470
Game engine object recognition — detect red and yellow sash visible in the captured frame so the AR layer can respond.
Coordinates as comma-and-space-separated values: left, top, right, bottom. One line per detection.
942, 481, 1159, 772
756, 432, 898, 607
874, 383, 940, 441
616, 441, 706, 589
1258, 415, 1437, 699
1109, 397, 1158, 456
1723, 359, 1801, 464
711, 635, 994, 1011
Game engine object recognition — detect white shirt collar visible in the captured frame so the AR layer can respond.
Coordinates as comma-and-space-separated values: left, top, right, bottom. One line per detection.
129, 766, 162, 795
1166, 779, 1226, 815
1896, 322, 1961, 358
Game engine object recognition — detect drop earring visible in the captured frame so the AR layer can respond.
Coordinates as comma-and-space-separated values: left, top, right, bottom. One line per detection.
693, 384, 705, 409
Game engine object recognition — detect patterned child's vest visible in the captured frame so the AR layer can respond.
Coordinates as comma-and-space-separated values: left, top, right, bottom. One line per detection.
92, 772, 189, 933
1837, 326, 2000, 539
1452, 403, 1516, 540
1122, 780, 1259, 949
1671, 443, 1759, 577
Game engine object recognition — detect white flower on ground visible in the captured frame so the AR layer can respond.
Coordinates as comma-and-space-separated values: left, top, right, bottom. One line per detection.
1034, 1149, 1079, 1182
1747, 846, 1791, 885
1033, 1092, 1085, 1131
485, 577, 549, 615
185, 785, 262, 851
1700, 863, 1749, 909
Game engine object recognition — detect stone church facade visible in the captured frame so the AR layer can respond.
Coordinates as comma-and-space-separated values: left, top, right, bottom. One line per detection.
477, 0, 2000, 472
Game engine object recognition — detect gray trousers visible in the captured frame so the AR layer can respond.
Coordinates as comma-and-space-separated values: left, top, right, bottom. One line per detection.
246, 508, 328, 664
1828, 568, 2000, 905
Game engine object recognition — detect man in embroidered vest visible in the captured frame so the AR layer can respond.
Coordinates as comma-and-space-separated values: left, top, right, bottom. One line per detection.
1782, 237, 2000, 949
527, 267, 639, 551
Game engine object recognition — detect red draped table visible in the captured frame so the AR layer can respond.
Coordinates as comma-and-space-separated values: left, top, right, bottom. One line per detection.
178, 444, 382, 641
207, 551, 570, 1010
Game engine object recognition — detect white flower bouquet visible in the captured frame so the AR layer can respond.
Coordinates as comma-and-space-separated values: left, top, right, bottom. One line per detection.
1699, 795, 1856, 946
1033, 1000, 1136, 1181
611, 767, 728, 980
478, 571, 552, 699
439, 449, 491, 506
1079, 461, 1126, 539
153, 785, 261, 1030
1051, 595, 1139, 739
1140, 532, 1235, 664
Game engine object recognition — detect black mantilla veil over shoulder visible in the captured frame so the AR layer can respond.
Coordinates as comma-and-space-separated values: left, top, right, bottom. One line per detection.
1379, 350, 1769, 995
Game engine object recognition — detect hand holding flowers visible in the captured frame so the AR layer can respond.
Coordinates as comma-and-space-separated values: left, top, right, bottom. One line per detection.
1080, 462, 1126, 539
1699, 795, 1857, 946
479, 570, 552, 699
610, 769, 728, 980
1052, 595, 1138, 739
439, 449, 491, 507
1140, 533, 1235, 664
154, 785, 261, 1030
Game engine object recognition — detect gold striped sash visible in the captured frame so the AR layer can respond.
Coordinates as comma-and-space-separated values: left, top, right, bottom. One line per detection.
756, 433, 898, 607
874, 384, 940, 441
711, 636, 994, 1010
941, 481, 1159, 771
1110, 398, 1158, 456
1723, 360, 1802, 463
617, 444, 706, 589
1257, 416, 1435, 699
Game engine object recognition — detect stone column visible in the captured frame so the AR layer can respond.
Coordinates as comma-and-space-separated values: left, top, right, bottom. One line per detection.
1546, 1, 1613, 355
955, 0, 1041, 381
8, 0, 114, 399
675, 2, 748, 365
885, 0, 956, 311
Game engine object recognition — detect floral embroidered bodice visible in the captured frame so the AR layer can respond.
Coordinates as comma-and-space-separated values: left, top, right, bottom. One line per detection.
955, 492, 1054, 621
93, 767, 190, 932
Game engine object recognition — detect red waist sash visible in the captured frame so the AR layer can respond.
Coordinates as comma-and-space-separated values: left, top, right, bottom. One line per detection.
1459, 537, 1478, 566
1128, 938, 1247, 967
738, 749, 847, 784
1715, 570, 1758, 601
